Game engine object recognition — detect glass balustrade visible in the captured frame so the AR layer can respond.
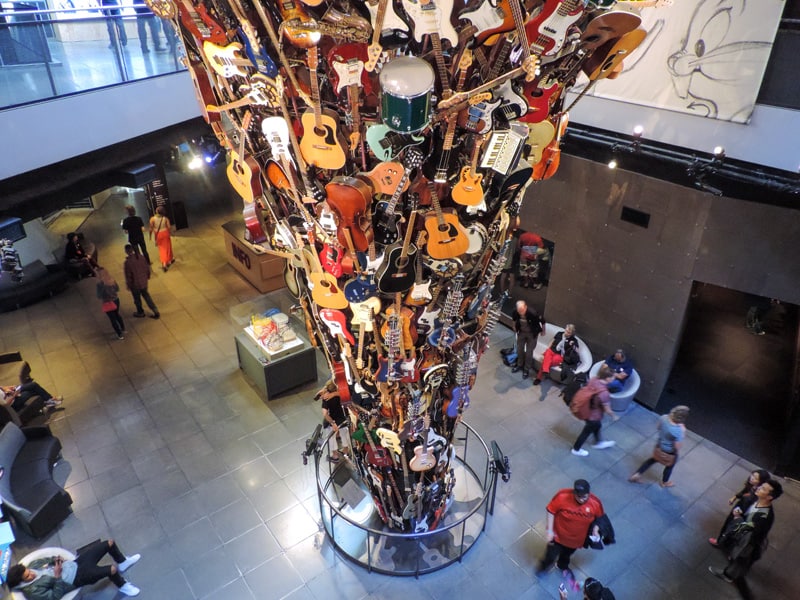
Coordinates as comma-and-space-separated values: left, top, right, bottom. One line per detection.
0, 0, 186, 109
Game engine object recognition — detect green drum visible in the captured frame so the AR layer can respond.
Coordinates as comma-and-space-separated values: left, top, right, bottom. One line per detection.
379, 56, 435, 133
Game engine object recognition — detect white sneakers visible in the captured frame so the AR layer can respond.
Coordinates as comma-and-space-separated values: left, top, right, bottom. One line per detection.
592, 441, 616, 450
118, 554, 141, 572
572, 441, 616, 456
119, 582, 140, 596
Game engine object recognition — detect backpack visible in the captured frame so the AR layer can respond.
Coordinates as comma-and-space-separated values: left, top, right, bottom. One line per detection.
561, 372, 588, 407
569, 384, 597, 420
501, 347, 518, 367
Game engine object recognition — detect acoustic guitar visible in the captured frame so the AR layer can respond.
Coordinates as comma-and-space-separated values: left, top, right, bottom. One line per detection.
451, 134, 486, 207
299, 47, 347, 170
377, 206, 419, 295
423, 183, 468, 260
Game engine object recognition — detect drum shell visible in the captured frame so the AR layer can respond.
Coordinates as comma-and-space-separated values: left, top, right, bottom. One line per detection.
379, 56, 435, 133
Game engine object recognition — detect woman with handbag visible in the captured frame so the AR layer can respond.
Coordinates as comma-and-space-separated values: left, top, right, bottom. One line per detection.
628, 405, 690, 487
95, 264, 126, 340
149, 206, 175, 272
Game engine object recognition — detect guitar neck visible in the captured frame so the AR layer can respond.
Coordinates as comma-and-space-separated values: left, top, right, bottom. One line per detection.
308, 48, 324, 129
430, 33, 452, 99
398, 210, 418, 263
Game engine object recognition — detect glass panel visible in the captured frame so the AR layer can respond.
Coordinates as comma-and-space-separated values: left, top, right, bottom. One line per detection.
0, 3, 185, 109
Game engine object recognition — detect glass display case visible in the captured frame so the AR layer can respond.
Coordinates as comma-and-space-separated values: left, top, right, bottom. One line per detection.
231, 290, 317, 399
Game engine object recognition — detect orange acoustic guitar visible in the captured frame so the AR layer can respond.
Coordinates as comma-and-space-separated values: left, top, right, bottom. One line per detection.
424, 182, 469, 260
299, 47, 347, 170
451, 134, 486, 207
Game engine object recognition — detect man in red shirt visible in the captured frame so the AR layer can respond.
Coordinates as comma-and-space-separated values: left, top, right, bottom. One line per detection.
537, 479, 604, 575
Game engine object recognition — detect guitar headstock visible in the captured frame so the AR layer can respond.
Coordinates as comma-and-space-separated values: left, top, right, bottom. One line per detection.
458, 49, 473, 72
308, 46, 319, 70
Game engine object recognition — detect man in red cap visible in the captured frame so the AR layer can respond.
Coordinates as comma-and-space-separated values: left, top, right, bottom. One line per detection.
537, 479, 605, 576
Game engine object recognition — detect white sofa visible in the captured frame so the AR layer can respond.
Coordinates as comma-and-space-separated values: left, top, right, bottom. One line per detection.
589, 360, 641, 412
533, 323, 593, 382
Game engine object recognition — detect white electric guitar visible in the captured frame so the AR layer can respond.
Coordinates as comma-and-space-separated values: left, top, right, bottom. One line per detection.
401, 0, 458, 47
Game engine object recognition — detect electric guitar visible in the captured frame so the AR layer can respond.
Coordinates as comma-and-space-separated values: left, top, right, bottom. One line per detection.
328, 43, 371, 168
460, 0, 518, 47
226, 0, 279, 78
427, 274, 464, 348
365, 125, 425, 162
319, 308, 355, 346
409, 415, 439, 471
525, 119, 557, 165
524, 0, 586, 58
364, 0, 412, 62
405, 231, 432, 305
203, 41, 255, 79
299, 47, 347, 170
306, 240, 350, 310
176, 0, 227, 45
401, 0, 458, 47
372, 148, 424, 247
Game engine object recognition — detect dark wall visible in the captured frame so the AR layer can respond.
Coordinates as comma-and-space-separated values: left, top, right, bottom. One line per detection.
521, 155, 800, 408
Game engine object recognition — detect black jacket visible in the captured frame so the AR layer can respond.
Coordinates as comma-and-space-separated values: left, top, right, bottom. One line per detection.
550, 331, 580, 365
584, 514, 616, 549
512, 310, 544, 336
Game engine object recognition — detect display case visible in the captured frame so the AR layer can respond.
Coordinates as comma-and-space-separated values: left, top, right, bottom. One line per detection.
231, 291, 318, 400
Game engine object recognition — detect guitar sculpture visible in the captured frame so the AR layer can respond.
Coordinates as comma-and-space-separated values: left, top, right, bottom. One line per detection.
163, 0, 646, 535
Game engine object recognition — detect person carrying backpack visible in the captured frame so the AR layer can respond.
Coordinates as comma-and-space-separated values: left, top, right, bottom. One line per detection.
570, 365, 619, 457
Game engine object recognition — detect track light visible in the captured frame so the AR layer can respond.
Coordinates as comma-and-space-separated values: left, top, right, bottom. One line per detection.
632, 125, 644, 138
713, 145, 725, 158
608, 159, 618, 169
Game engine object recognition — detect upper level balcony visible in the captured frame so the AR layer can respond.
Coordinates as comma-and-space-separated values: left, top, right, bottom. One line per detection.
0, 0, 185, 109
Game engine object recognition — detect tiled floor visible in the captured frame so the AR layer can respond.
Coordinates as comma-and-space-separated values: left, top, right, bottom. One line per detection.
2, 170, 800, 600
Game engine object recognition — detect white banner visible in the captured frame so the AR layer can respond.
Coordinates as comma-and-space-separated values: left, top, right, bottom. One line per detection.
587, 0, 785, 123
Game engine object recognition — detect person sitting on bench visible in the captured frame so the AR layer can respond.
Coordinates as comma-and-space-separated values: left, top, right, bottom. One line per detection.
1, 361, 62, 413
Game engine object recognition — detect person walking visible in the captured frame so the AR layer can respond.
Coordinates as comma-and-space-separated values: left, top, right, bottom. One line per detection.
6, 539, 141, 598
570, 365, 619, 457
123, 244, 160, 319
511, 300, 544, 379
628, 405, 690, 487
121, 205, 151, 264
95, 264, 126, 340
537, 479, 605, 577
149, 206, 175, 272
708, 479, 783, 600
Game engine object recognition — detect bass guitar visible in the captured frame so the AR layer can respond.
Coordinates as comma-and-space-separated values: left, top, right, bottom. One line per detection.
364, 0, 412, 60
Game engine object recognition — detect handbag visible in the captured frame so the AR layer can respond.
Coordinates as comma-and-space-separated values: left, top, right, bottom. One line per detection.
101, 300, 117, 312
653, 445, 676, 466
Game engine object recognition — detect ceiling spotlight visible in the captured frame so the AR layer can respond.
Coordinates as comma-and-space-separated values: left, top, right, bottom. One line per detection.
713, 145, 725, 158
608, 159, 618, 169
632, 125, 644, 138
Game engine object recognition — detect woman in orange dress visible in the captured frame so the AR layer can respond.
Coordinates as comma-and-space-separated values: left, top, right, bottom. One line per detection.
149, 206, 175, 272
